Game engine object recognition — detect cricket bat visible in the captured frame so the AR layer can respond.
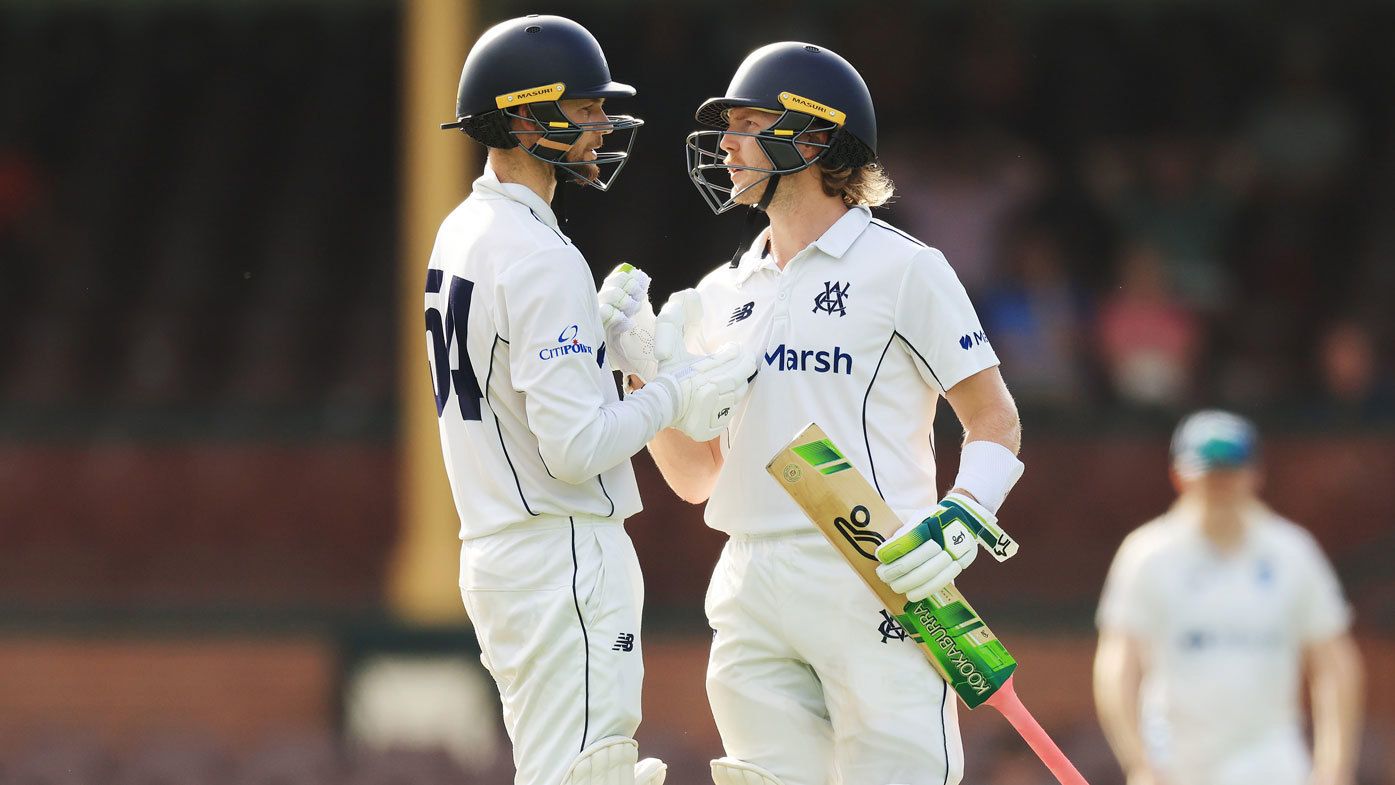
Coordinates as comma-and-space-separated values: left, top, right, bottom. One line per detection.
767, 423, 1089, 785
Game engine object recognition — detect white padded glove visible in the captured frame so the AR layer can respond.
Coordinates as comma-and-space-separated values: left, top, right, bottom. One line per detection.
646, 290, 757, 441
874, 492, 994, 602
598, 263, 659, 380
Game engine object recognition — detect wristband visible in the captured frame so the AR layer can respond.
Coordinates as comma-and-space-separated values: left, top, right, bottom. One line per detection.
952, 440, 1024, 515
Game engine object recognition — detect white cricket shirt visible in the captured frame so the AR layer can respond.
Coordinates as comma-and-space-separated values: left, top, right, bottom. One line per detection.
1097, 503, 1352, 785
691, 206, 999, 536
425, 168, 678, 540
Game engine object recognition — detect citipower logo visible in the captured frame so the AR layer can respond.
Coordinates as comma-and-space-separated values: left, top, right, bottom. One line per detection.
539, 324, 595, 360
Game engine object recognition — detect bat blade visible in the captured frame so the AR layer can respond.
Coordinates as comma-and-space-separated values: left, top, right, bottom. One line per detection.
768, 423, 1015, 708
767, 422, 1090, 785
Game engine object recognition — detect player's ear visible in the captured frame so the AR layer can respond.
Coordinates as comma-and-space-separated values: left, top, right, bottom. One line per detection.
796, 129, 830, 161
1168, 468, 1185, 495
508, 105, 537, 131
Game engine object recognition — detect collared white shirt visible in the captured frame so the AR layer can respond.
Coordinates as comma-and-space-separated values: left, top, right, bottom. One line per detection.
691, 206, 999, 536
1097, 503, 1351, 785
425, 167, 676, 540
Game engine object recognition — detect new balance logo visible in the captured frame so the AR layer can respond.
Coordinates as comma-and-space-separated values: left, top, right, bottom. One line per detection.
612, 633, 635, 652
728, 301, 756, 324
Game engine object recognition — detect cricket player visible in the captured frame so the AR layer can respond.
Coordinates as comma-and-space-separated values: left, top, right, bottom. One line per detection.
1094, 410, 1364, 785
600, 42, 1025, 785
429, 15, 756, 785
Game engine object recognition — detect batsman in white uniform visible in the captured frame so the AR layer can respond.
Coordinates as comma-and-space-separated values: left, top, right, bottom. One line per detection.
599, 43, 1026, 785
1094, 411, 1365, 785
429, 16, 756, 785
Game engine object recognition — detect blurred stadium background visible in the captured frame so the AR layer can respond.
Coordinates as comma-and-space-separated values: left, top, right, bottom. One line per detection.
1, 0, 1393, 783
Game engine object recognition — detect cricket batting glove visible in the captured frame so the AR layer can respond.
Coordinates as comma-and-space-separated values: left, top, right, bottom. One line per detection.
647, 289, 757, 441
874, 492, 996, 601
598, 263, 660, 380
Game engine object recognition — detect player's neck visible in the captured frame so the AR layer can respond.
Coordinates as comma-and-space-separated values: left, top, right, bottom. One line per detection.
765, 182, 848, 269
488, 149, 558, 205
1182, 495, 1252, 553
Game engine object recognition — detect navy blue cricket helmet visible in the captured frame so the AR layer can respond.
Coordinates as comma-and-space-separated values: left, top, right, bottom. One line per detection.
442, 15, 643, 191
687, 42, 878, 213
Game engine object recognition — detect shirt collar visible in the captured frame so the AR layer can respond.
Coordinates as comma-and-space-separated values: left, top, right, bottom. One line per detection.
731, 206, 872, 285
472, 164, 561, 230
811, 205, 872, 259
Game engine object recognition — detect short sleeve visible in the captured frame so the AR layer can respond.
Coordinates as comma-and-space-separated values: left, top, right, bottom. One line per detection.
1096, 530, 1158, 638
1293, 532, 1353, 643
893, 248, 1000, 395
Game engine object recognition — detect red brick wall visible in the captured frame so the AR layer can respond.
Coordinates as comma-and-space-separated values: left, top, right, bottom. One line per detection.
0, 637, 334, 752
0, 434, 1390, 622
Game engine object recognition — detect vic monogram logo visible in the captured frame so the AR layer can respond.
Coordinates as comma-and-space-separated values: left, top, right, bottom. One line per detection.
878, 610, 909, 643
813, 281, 850, 317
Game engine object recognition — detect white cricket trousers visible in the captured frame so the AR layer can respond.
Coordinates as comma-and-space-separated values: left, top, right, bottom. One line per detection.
705, 530, 963, 785
460, 518, 645, 785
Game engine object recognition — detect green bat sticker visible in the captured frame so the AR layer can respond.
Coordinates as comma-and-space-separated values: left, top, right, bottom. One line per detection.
894, 592, 1017, 709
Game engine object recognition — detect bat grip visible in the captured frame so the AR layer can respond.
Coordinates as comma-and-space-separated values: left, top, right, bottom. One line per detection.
984, 676, 1091, 785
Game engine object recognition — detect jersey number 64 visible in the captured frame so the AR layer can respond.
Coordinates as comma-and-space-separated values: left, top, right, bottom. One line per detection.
425, 270, 483, 421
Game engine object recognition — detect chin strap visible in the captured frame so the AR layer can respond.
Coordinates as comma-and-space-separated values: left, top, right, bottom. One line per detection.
727, 173, 779, 268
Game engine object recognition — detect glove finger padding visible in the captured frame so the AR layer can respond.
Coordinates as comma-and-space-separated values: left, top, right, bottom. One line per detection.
654, 289, 705, 370
672, 343, 757, 442
600, 263, 650, 317
875, 494, 983, 599
620, 270, 649, 303
599, 264, 659, 380
599, 299, 633, 334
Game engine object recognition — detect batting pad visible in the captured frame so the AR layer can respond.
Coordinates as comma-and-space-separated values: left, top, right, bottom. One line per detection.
561, 736, 639, 785
710, 757, 787, 785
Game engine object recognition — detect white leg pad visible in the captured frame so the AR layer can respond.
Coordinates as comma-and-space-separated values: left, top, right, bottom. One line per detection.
561, 736, 639, 785
710, 757, 787, 785
635, 756, 667, 785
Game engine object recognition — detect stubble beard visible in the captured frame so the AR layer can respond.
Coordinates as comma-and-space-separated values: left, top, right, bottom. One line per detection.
731, 171, 771, 206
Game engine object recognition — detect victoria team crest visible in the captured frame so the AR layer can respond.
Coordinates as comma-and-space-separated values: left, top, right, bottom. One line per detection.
878, 610, 908, 643
813, 281, 850, 317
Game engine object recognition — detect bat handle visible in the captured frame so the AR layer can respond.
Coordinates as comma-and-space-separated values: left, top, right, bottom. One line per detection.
984, 676, 1091, 785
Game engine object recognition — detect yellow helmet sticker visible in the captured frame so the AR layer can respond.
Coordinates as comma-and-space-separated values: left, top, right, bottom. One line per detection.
777, 92, 846, 126
495, 82, 566, 109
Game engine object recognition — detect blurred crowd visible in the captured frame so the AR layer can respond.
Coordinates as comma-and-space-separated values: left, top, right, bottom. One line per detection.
863, 7, 1395, 420
2, 3, 1393, 431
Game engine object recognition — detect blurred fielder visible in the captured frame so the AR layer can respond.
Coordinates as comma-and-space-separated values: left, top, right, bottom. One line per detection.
1094, 410, 1364, 785
601, 42, 1024, 785
429, 15, 755, 785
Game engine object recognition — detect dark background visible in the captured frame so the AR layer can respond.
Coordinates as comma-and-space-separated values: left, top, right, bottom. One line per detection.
1, 1, 1392, 783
